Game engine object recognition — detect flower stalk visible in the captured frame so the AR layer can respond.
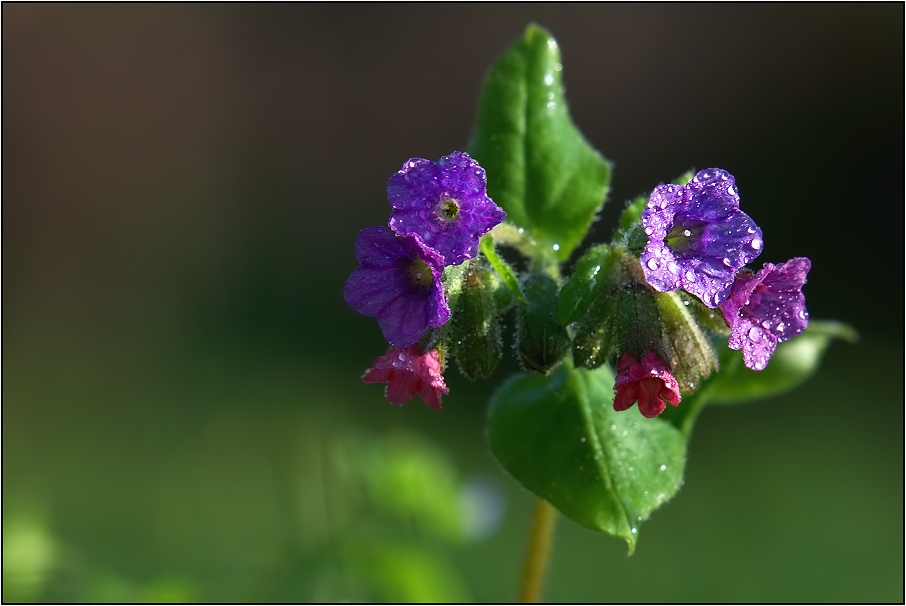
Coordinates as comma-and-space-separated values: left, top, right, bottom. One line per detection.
517, 498, 558, 603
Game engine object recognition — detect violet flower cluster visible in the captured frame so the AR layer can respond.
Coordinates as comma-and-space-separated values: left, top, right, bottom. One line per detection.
640, 168, 810, 371
344, 151, 505, 408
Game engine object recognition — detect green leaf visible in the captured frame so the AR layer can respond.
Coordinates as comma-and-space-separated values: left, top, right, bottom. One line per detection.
709, 320, 858, 405
479, 234, 525, 305
487, 362, 686, 552
470, 24, 612, 262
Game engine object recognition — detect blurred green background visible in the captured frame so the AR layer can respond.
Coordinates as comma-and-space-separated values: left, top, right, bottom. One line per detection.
3, 4, 903, 602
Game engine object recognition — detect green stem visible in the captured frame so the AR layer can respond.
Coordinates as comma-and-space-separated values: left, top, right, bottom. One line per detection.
516, 498, 558, 603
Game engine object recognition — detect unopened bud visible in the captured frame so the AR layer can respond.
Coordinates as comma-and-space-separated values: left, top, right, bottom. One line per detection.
516, 274, 571, 373
448, 260, 502, 380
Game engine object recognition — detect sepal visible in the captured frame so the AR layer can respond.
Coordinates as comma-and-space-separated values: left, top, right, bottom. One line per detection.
570, 246, 717, 392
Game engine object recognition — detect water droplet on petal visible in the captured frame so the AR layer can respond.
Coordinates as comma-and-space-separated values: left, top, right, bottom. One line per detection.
728, 185, 736, 196
798, 310, 807, 319
685, 270, 695, 281
748, 327, 761, 342
667, 262, 678, 273
644, 227, 653, 235
647, 258, 658, 270
751, 238, 763, 250
683, 229, 692, 237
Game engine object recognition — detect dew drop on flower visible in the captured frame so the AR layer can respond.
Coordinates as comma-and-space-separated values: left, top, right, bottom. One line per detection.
751, 237, 763, 250
647, 258, 658, 270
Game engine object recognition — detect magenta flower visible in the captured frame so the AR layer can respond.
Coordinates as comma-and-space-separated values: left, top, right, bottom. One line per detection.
362, 344, 449, 409
721, 257, 810, 371
613, 351, 682, 419
640, 169, 763, 308
387, 151, 506, 265
344, 226, 450, 347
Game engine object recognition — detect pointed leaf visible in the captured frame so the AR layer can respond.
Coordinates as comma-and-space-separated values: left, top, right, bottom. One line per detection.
470, 24, 612, 261
709, 320, 858, 404
487, 363, 685, 551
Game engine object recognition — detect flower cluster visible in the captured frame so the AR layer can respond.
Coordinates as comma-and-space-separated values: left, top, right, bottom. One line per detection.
613, 169, 810, 417
614, 168, 811, 417
345, 151, 505, 408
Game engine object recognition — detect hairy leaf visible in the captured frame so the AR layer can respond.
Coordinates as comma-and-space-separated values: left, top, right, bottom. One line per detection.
470, 24, 612, 261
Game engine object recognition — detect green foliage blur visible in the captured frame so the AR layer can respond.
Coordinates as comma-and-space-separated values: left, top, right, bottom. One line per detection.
3, 4, 902, 603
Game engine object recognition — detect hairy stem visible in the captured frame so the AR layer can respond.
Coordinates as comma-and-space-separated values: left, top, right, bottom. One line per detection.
517, 498, 558, 603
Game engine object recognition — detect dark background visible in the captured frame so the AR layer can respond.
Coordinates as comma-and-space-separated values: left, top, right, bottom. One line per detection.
3, 4, 903, 602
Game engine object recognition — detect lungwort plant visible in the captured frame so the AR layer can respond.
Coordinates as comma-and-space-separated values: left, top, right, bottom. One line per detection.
343, 24, 855, 602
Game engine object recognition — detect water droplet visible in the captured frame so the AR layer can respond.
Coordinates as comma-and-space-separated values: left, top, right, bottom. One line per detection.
762, 320, 772, 329
644, 227, 653, 235
728, 185, 736, 196
415, 272, 423, 279
777, 321, 785, 332
610, 424, 617, 431
631, 527, 637, 534
547, 38, 557, 49
647, 258, 658, 270
702, 292, 712, 306
580, 437, 586, 443
552, 243, 560, 251
682, 229, 692, 237
592, 265, 601, 276
751, 238, 763, 250
544, 73, 554, 85
747, 226, 756, 234
546, 101, 555, 109
685, 270, 695, 281
748, 327, 761, 342
682, 299, 690, 306
660, 464, 667, 471
667, 261, 678, 273
628, 466, 634, 472
554, 62, 562, 71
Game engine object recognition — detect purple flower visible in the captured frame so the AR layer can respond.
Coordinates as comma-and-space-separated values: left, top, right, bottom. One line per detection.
344, 226, 450, 347
387, 151, 506, 265
721, 257, 810, 371
640, 169, 763, 308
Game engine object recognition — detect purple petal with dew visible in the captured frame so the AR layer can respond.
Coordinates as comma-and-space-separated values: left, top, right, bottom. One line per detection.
344, 265, 409, 317
355, 226, 410, 267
